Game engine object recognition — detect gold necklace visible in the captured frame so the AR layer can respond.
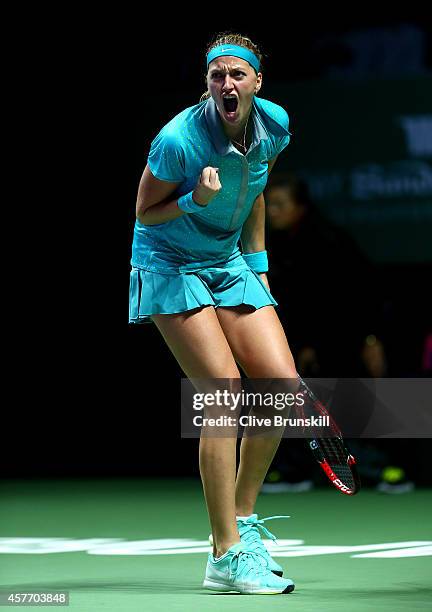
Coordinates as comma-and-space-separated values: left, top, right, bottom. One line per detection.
231, 115, 250, 152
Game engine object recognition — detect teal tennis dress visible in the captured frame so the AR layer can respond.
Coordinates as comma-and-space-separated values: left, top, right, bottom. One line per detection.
129, 96, 291, 323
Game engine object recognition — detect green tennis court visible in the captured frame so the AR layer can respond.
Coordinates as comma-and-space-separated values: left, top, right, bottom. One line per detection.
1, 479, 431, 611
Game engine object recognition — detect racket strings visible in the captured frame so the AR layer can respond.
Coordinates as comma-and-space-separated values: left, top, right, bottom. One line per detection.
299, 379, 360, 493
320, 437, 356, 488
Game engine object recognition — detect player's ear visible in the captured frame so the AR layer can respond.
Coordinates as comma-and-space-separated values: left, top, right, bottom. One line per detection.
255, 72, 263, 94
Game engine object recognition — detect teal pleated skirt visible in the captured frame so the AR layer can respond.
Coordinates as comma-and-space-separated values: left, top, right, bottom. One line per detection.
129, 259, 278, 324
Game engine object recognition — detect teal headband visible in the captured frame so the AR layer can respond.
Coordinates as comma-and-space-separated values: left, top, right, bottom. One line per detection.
206, 44, 260, 74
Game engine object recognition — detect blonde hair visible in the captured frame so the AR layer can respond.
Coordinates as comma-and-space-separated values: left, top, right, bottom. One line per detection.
200, 32, 264, 102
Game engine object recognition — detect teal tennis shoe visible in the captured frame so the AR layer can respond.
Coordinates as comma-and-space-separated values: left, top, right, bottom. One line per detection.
210, 514, 289, 576
203, 542, 295, 594
236, 514, 288, 577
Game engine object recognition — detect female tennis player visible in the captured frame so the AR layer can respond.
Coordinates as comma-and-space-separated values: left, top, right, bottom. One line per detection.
129, 33, 297, 594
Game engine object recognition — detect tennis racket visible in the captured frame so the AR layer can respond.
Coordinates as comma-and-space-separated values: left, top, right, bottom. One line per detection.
297, 377, 361, 496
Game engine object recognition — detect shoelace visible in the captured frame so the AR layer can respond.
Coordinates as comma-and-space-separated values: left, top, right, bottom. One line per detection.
239, 515, 290, 548
228, 548, 269, 581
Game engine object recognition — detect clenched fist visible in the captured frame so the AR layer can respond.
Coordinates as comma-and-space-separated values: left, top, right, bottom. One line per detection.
192, 167, 222, 206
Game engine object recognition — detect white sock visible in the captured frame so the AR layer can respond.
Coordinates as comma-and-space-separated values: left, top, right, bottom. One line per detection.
236, 515, 253, 520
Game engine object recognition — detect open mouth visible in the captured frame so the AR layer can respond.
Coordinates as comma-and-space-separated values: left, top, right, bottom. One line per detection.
223, 96, 238, 114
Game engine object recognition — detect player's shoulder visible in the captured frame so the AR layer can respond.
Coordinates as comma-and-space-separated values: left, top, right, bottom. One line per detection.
161, 101, 209, 143
150, 101, 210, 176
253, 96, 290, 135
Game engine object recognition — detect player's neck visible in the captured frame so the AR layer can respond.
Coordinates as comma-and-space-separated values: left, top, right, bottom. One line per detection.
222, 112, 252, 150
224, 117, 249, 140
223, 121, 247, 142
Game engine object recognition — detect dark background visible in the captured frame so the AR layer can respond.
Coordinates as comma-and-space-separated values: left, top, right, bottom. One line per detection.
7, 13, 431, 482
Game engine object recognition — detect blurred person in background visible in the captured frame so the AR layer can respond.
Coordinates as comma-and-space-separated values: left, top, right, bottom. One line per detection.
261, 176, 401, 493
351, 334, 414, 494
360, 334, 388, 377
265, 173, 374, 375
421, 332, 432, 375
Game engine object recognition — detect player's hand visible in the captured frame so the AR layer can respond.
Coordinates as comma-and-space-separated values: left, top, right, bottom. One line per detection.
192, 167, 222, 206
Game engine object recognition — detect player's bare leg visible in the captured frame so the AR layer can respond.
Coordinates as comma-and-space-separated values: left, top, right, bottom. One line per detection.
152, 306, 241, 558
216, 304, 297, 515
